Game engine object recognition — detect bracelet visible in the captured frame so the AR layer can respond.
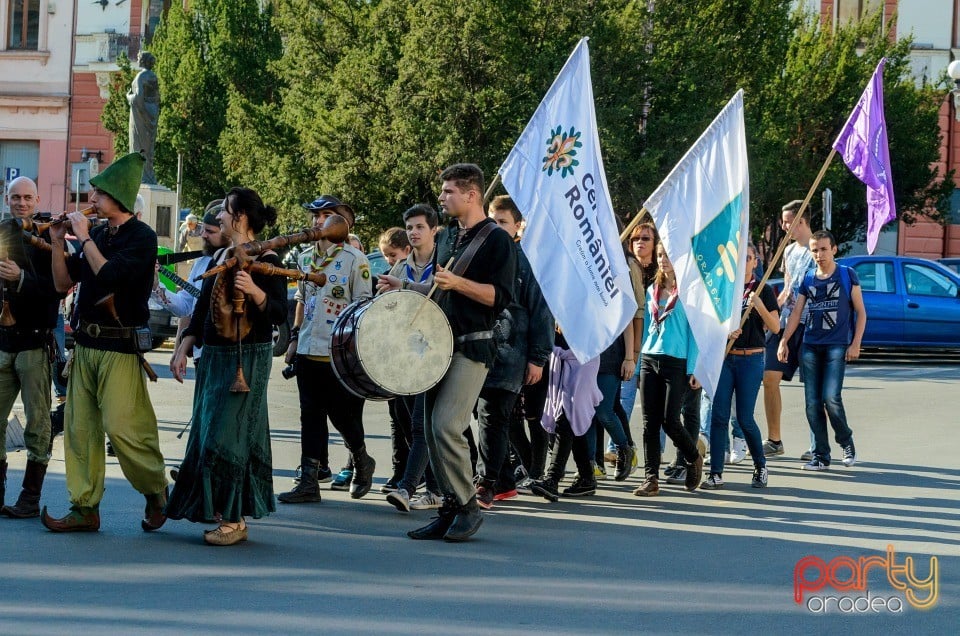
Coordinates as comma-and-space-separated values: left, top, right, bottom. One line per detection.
80, 238, 92, 250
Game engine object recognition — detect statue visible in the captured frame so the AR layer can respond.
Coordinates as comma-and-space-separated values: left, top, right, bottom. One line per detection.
127, 51, 160, 184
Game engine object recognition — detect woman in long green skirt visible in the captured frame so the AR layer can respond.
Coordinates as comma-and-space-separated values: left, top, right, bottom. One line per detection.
167, 187, 287, 545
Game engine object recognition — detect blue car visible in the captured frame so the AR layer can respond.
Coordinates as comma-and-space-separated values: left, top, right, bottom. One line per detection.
837, 255, 960, 349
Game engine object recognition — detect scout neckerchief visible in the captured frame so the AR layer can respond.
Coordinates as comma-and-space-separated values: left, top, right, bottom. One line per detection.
651, 283, 679, 332
742, 278, 758, 304
310, 243, 343, 272
405, 249, 435, 283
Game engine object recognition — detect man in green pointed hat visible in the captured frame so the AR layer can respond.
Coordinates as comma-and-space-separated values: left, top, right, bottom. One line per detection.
42, 152, 169, 533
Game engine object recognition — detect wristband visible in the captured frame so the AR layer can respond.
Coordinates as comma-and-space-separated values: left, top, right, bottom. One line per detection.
80, 238, 92, 250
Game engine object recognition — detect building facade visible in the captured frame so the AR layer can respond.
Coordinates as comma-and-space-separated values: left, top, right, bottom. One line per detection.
806, 0, 960, 258
0, 0, 74, 214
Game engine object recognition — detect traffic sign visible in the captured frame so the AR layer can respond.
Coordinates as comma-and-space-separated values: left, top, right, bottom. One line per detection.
5, 167, 19, 181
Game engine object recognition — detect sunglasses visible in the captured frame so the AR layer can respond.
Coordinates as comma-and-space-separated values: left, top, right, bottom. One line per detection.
632, 236, 653, 243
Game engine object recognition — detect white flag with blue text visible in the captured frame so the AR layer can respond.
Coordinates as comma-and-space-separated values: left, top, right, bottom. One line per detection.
643, 90, 750, 399
499, 37, 637, 363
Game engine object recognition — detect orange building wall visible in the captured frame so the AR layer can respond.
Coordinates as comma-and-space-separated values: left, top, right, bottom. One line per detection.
68, 73, 116, 166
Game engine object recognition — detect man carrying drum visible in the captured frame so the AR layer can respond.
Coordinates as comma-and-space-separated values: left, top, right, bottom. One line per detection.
379, 164, 516, 542
278, 195, 376, 504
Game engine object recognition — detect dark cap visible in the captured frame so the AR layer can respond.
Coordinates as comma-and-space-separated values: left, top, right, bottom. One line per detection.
301, 195, 355, 228
203, 199, 223, 226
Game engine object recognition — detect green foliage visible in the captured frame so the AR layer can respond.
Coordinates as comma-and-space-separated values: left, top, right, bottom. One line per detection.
100, 53, 136, 158
149, 0, 281, 215
103, 0, 953, 251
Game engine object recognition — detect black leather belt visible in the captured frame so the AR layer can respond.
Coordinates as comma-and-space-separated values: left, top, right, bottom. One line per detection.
455, 330, 493, 345
79, 321, 136, 339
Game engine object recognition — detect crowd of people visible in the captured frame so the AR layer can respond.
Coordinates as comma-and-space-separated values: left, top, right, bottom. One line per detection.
0, 158, 866, 545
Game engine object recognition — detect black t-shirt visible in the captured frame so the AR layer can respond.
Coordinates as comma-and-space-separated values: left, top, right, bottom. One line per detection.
436, 218, 516, 367
68, 217, 156, 352
731, 281, 779, 349
185, 252, 288, 347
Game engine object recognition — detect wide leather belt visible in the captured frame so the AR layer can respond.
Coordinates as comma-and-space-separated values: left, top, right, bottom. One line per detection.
455, 330, 494, 345
79, 321, 136, 339
728, 347, 764, 356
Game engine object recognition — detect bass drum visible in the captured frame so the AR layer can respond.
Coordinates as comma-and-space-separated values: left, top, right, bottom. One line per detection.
330, 290, 453, 400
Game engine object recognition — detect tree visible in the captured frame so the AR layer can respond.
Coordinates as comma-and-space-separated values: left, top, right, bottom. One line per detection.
754, 9, 954, 251
147, 0, 281, 213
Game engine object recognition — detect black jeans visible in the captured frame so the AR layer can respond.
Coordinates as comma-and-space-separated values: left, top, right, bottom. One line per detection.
640, 355, 699, 479
544, 414, 593, 483
296, 357, 366, 465
510, 375, 550, 479
476, 386, 519, 486
387, 397, 411, 480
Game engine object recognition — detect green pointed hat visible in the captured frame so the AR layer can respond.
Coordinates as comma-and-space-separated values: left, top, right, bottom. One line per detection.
89, 152, 144, 213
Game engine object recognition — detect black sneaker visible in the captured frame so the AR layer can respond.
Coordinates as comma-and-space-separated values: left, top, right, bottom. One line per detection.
475, 485, 495, 510
317, 465, 333, 483
561, 476, 597, 497
379, 478, 400, 494
614, 445, 635, 482
751, 466, 769, 488
529, 478, 560, 502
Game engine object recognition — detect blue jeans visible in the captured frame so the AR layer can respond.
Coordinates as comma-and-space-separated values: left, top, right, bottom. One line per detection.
700, 395, 744, 451
800, 344, 854, 464
398, 393, 439, 495
710, 352, 766, 474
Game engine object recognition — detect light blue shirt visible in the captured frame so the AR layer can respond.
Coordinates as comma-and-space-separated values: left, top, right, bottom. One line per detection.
641, 288, 699, 375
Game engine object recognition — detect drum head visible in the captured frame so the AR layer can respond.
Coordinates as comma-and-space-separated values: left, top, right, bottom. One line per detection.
355, 289, 453, 395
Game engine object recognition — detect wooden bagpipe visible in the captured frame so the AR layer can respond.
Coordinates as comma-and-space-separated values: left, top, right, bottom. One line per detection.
0, 209, 98, 326
0, 217, 34, 327
198, 214, 349, 392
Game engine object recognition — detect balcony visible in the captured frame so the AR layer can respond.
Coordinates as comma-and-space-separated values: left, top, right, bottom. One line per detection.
75, 31, 142, 66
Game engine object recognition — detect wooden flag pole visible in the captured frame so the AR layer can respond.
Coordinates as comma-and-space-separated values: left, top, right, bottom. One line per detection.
409, 257, 455, 326
620, 207, 649, 243
483, 173, 502, 206
725, 147, 838, 355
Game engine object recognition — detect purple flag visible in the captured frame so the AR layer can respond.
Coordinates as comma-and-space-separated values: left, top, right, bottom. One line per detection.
833, 58, 895, 254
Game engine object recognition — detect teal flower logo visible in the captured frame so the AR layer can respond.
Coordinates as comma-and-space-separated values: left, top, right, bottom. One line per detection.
542, 126, 582, 178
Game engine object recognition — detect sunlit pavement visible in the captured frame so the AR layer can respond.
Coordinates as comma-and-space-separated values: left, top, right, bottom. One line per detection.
1, 350, 956, 633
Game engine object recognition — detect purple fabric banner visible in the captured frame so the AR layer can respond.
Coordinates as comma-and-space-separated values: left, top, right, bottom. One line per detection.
832, 58, 896, 254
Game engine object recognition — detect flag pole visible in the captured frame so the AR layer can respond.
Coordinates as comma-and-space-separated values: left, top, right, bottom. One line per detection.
483, 173, 502, 205
619, 207, 649, 242
726, 147, 837, 355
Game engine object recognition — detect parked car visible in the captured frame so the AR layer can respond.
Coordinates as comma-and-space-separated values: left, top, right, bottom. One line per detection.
837, 255, 960, 349
938, 257, 960, 276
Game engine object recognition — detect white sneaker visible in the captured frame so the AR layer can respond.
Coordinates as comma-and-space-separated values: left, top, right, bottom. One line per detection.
386, 488, 411, 513
409, 491, 442, 510
729, 437, 748, 464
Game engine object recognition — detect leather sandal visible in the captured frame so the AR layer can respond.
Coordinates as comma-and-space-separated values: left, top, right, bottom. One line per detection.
203, 523, 248, 546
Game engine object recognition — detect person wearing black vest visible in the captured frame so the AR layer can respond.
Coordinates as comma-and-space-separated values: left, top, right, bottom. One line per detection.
0, 177, 64, 518
379, 164, 516, 541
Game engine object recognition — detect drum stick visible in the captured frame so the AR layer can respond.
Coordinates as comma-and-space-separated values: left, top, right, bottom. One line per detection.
409, 257, 454, 326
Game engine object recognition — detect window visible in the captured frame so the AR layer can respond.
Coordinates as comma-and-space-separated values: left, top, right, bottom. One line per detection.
8, 0, 39, 50
904, 263, 958, 298
835, 0, 883, 25
854, 262, 895, 293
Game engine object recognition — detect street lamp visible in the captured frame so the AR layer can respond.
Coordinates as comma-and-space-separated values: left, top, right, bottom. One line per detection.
947, 60, 960, 121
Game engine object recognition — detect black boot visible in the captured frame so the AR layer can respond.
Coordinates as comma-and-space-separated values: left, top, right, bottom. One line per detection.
0, 460, 6, 508
1, 460, 47, 518
407, 496, 458, 540
443, 496, 483, 542
349, 446, 376, 499
277, 457, 323, 503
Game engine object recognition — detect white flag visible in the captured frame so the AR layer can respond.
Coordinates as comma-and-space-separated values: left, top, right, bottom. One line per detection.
500, 38, 637, 363
643, 90, 750, 399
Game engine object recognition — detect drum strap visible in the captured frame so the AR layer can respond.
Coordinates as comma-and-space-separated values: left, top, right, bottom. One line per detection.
434, 221, 497, 306
455, 330, 493, 344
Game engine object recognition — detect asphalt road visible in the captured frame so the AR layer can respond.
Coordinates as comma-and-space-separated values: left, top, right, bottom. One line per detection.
1, 350, 957, 634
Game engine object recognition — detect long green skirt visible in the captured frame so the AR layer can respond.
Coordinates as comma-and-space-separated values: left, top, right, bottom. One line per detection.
165, 342, 276, 523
